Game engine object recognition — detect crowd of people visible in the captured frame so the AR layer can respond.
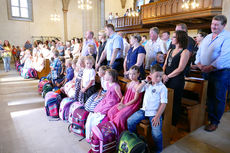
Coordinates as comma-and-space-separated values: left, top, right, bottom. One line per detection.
1, 14, 229, 153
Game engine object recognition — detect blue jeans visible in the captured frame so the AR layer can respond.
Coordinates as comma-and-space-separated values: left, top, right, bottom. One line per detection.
127, 110, 163, 153
2, 56, 11, 71
207, 69, 230, 125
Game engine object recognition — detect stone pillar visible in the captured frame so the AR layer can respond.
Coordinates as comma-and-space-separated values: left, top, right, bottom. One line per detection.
62, 0, 70, 41
222, 0, 230, 31
100, 0, 105, 29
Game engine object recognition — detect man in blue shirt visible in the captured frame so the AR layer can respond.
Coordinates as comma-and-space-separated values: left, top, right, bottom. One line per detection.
81, 31, 97, 56
195, 15, 230, 132
96, 24, 124, 71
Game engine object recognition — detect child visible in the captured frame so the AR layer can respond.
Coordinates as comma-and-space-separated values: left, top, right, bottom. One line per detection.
150, 51, 165, 68
85, 69, 122, 142
127, 64, 167, 153
108, 65, 143, 134
56, 59, 74, 87
50, 51, 62, 85
33, 52, 45, 72
74, 56, 85, 101
84, 65, 109, 112
16, 46, 21, 61
88, 44, 96, 61
79, 55, 97, 103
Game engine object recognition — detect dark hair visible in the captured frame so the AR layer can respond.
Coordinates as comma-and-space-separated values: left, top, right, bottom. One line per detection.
162, 31, 170, 35
99, 65, 110, 71
156, 51, 164, 55
176, 23, 188, 32
60, 57, 65, 63
3, 40, 11, 48
106, 69, 118, 83
175, 30, 188, 49
54, 51, 59, 57
142, 35, 147, 39
213, 15, 227, 25
150, 64, 163, 73
105, 24, 115, 31
132, 33, 142, 43
130, 65, 140, 73
198, 32, 207, 38
89, 31, 94, 37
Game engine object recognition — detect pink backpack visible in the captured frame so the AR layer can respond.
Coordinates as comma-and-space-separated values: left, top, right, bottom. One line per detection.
38, 80, 49, 94
59, 97, 74, 121
28, 68, 38, 78
45, 91, 61, 118
68, 101, 84, 123
88, 121, 118, 153
68, 107, 89, 137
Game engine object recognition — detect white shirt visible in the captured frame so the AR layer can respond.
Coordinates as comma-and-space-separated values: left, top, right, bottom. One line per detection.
82, 68, 96, 88
123, 38, 130, 58
41, 48, 50, 59
144, 38, 163, 69
141, 81, 168, 117
100, 77, 107, 91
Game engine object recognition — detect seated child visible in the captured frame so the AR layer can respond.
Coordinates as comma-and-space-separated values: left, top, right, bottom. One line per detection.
50, 51, 62, 85
108, 65, 143, 134
84, 65, 109, 112
150, 51, 164, 67
74, 56, 85, 101
56, 59, 74, 87
127, 64, 167, 153
88, 44, 96, 61
33, 52, 45, 72
85, 69, 122, 142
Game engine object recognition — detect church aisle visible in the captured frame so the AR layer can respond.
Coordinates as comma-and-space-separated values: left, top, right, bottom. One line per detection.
0, 64, 90, 153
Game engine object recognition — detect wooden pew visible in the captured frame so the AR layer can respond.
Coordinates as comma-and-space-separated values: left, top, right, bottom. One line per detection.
188, 69, 202, 78
117, 76, 174, 148
37, 59, 51, 79
181, 77, 208, 132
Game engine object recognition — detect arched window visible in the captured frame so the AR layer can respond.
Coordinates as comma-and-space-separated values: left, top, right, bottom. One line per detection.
7, 0, 33, 21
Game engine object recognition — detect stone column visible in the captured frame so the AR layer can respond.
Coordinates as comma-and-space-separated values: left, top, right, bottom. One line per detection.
222, 0, 230, 31
62, 0, 70, 41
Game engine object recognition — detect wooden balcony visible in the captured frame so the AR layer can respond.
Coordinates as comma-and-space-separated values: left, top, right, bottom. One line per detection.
107, 0, 222, 32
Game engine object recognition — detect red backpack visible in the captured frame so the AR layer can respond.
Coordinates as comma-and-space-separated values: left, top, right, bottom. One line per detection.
88, 121, 118, 153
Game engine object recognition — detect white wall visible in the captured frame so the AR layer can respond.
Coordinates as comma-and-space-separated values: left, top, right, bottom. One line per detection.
0, 0, 64, 46
222, 0, 230, 31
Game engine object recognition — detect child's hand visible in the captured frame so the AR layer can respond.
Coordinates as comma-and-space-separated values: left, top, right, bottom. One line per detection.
145, 75, 151, 83
81, 88, 86, 93
151, 116, 160, 127
117, 103, 126, 110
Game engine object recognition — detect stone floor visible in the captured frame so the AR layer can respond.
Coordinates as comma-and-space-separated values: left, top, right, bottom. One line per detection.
0, 63, 229, 153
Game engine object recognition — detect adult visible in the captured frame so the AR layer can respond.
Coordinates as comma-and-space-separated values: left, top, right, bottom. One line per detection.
141, 35, 148, 47
161, 31, 172, 51
96, 24, 124, 71
118, 31, 130, 58
123, 34, 146, 79
2, 40, 12, 72
195, 15, 230, 132
163, 31, 190, 127
24, 40, 33, 51
81, 31, 97, 56
144, 27, 165, 69
0, 40, 4, 57
96, 30, 107, 66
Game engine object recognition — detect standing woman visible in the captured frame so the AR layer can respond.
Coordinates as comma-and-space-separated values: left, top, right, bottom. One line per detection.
123, 33, 146, 80
2, 40, 12, 72
96, 30, 107, 68
163, 31, 190, 127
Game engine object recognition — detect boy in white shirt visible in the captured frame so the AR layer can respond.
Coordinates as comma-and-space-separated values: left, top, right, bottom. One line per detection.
127, 64, 167, 153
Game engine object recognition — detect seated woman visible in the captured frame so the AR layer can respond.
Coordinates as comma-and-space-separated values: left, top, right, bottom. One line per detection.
21, 50, 33, 77
123, 33, 146, 80
33, 52, 45, 72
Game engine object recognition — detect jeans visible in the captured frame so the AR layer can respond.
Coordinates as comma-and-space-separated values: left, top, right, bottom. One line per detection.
127, 110, 163, 153
2, 56, 11, 71
207, 69, 230, 125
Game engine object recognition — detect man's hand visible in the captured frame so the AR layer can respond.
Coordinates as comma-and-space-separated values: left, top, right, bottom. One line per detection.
201, 65, 215, 73
151, 116, 160, 127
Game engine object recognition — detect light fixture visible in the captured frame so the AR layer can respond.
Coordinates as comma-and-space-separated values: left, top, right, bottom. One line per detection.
182, 0, 199, 9
78, 0, 92, 10
50, 14, 61, 22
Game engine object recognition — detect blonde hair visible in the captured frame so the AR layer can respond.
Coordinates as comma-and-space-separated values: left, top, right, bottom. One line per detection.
99, 30, 106, 38
88, 44, 95, 50
66, 59, 72, 66
85, 55, 95, 64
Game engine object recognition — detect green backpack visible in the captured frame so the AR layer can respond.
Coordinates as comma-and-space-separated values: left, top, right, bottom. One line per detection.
42, 83, 53, 98
117, 131, 147, 153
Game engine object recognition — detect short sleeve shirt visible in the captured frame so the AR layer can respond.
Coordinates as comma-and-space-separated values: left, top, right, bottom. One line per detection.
126, 46, 146, 70
82, 68, 96, 88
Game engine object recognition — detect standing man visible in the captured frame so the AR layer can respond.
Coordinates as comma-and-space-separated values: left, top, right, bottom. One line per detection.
161, 31, 171, 51
81, 31, 97, 56
145, 27, 165, 70
96, 24, 124, 71
195, 15, 230, 132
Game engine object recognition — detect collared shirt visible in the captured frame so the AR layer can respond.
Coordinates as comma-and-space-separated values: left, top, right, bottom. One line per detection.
195, 30, 230, 70
141, 81, 168, 117
165, 38, 172, 51
144, 38, 163, 69
81, 39, 97, 56
51, 58, 62, 80
66, 66, 74, 82
105, 33, 123, 61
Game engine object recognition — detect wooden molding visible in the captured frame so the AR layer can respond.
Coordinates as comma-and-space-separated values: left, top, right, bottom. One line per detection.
120, 0, 126, 9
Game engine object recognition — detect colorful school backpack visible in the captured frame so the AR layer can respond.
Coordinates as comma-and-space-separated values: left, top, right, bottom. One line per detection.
59, 97, 74, 121
52, 87, 61, 95
21, 68, 30, 79
117, 131, 146, 153
28, 68, 37, 78
68, 106, 89, 137
15, 61, 20, 71
68, 101, 84, 123
45, 91, 62, 118
38, 80, 50, 94
42, 83, 53, 98
88, 121, 118, 153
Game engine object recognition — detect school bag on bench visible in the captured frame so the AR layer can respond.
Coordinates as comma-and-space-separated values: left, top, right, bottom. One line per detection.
68, 101, 84, 123
45, 91, 62, 118
28, 68, 38, 78
117, 131, 147, 153
68, 106, 89, 138
42, 83, 53, 98
59, 97, 74, 121
38, 79, 50, 94
88, 121, 118, 153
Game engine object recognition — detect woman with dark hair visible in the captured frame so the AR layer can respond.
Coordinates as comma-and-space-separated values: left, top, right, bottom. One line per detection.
163, 30, 190, 127
123, 33, 146, 80
2, 40, 12, 72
